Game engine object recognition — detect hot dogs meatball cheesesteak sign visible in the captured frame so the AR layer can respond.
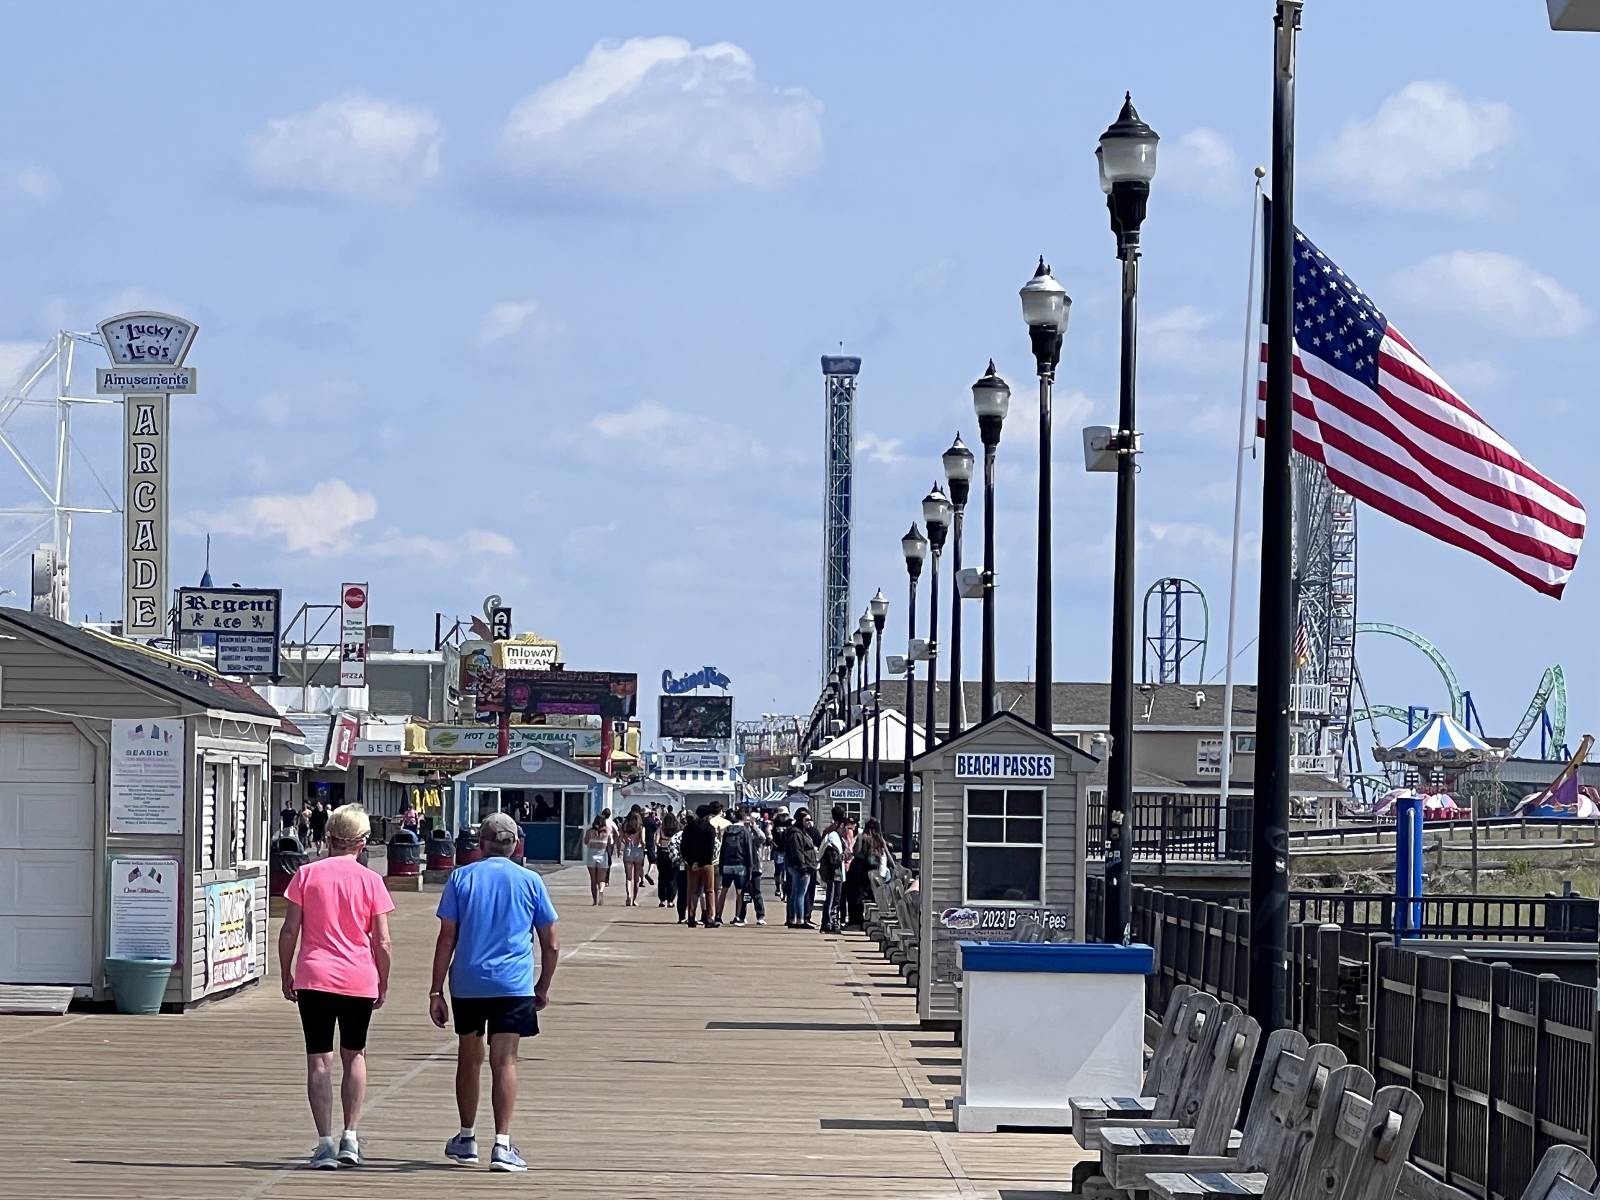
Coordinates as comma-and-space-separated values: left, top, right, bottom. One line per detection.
339, 583, 368, 688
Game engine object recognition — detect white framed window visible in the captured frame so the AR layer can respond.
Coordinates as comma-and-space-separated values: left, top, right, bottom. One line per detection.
963, 785, 1045, 904
1234, 733, 1256, 755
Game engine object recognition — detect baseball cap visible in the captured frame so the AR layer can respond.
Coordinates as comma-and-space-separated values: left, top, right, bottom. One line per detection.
481, 812, 520, 844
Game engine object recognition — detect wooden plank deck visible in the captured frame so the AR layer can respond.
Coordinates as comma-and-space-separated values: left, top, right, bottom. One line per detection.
0, 866, 1091, 1198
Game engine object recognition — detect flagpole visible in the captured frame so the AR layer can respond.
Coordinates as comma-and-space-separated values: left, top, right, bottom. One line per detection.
1217, 168, 1267, 858
1251, 0, 1302, 1036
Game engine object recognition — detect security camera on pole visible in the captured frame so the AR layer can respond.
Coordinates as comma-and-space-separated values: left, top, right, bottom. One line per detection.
95, 312, 199, 640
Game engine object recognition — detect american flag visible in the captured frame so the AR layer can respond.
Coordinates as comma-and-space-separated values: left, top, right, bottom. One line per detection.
1260, 201, 1584, 598
1292, 619, 1309, 669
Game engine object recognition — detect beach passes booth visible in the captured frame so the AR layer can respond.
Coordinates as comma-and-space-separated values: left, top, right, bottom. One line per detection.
449, 746, 613, 863
911, 711, 1097, 1025
0, 609, 278, 1010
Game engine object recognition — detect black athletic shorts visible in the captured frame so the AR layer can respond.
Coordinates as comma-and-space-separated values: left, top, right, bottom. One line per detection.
297, 989, 376, 1054
452, 994, 539, 1039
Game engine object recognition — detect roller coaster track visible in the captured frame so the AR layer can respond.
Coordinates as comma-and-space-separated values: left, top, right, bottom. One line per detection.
1348, 622, 1567, 758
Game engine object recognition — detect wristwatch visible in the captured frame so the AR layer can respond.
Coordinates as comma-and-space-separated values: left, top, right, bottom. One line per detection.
429, 990, 444, 997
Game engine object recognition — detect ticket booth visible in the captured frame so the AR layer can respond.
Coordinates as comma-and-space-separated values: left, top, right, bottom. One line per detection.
805, 775, 868, 826
910, 711, 1097, 1026
450, 746, 613, 864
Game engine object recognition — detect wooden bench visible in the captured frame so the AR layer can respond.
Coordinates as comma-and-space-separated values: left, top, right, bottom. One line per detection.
1071, 989, 1221, 1153
1146, 1064, 1421, 1200
1094, 1028, 1335, 1195
1077, 1005, 1263, 1198
1397, 1147, 1598, 1200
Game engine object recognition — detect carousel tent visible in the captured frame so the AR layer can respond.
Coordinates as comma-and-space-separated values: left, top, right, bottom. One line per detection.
1374, 712, 1500, 767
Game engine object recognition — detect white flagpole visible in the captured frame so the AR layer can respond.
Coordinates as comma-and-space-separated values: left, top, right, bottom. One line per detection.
1218, 168, 1267, 856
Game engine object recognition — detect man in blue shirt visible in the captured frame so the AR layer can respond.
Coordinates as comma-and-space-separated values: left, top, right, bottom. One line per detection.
428, 812, 559, 1173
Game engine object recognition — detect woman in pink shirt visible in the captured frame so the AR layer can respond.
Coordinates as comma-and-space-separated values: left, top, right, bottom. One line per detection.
278, 804, 395, 1170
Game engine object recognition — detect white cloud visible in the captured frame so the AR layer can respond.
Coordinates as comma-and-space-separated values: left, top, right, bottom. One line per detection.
464, 530, 516, 556
1144, 520, 1257, 561
1144, 306, 1236, 374
0, 339, 46, 389
11, 166, 57, 201
1312, 81, 1512, 213
587, 399, 766, 472
245, 94, 442, 202
500, 36, 823, 196
202, 479, 377, 555
856, 433, 905, 465
1392, 251, 1590, 339
1431, 358, 1504, 393
477, 300, 562, 349
1162, 129, 1242, 204
258, 392, 293, 425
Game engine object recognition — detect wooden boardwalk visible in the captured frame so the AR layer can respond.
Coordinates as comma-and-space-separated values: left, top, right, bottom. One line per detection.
0, 866, 1090, 1198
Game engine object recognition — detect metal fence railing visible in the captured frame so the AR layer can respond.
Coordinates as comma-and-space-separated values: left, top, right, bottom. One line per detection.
1083, 878, 1600, 1200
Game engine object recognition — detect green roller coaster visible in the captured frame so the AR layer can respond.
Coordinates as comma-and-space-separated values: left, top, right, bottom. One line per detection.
1349, 621, 1567, 761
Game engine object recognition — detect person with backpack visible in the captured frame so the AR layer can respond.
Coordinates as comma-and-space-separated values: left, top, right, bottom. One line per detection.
817, 807, 848, 934
734, 808, 768, 926
714, 812, 754, 927
770, 809, 792, 901
783, 809, 819, 928
654, 810, 679, 908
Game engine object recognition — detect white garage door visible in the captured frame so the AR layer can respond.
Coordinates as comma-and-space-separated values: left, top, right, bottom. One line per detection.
0, 724, 96, 985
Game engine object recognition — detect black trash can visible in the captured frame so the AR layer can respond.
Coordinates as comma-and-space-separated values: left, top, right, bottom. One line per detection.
456, 825, 482, 865
426, 829, 456, 871
270, 833, 310, 897
387, 828, 422, 877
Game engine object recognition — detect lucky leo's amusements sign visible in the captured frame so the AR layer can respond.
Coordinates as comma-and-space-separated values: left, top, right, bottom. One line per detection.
98, 311, 198, 639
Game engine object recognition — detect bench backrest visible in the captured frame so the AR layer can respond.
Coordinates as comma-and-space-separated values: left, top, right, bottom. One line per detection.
1288, 1067, 1423, 1200
1152, 991, 1221, 1120
1238, 1039, 1347, 1175
1166, 998, 1242, 1128
1399, 1145, 1599, 1200
1188, 1006, 1263, 1154
1144, 984, 1199, 1098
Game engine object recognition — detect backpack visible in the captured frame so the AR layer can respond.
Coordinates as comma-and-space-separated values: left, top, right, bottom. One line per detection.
819, 835, 843, 882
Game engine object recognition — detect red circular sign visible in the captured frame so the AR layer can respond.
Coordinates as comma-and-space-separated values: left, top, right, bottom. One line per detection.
343, 585, 366, 609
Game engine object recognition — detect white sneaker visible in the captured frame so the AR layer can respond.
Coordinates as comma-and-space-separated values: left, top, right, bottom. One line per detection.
756, 918, 768, 926
337, 1133, 362, 1167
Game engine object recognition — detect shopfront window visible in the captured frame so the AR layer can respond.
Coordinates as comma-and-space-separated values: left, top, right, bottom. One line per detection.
963, 787, 1044, 904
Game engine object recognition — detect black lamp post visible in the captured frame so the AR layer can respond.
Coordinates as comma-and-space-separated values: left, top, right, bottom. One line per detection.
900, 524, 926, 864
921, 484, 951, 750
1020, 258, 1070, 733
857, 616, 872, 789
870, 589, 888, 819
1098, 91, 1158, 945
838, 645, 854, 733
972, 361, 1011, 722
942, 436, 974, 743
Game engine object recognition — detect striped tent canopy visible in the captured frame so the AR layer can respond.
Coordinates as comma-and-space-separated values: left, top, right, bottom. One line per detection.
1373, 712, 1505, 767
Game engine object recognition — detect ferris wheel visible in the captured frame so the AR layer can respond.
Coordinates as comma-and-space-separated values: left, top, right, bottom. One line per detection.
1290, 455, 1358, 779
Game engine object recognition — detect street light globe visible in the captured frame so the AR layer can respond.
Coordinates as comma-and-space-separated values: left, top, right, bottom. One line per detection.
870, 588, 889, 619
1098, 92, 1159, 187
922, 484, 952, 534
858, 613, 872, 637
971, 360, 1010, 421
942, 435, 975, 485
902, 522, 928, 568
1020, 257, 1070, 334
840, 645, 853, 668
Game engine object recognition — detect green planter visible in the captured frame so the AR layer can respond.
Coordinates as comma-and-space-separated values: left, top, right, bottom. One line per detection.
104, 956, 174, 1014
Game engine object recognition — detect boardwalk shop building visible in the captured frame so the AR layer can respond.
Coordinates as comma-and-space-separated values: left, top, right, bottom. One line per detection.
0, 609, 278, 1009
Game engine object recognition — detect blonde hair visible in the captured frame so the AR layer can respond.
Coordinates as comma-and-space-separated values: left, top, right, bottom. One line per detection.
325, 804, 372, 845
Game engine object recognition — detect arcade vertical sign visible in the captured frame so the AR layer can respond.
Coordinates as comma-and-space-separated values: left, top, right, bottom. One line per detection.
96, 312, 198, 639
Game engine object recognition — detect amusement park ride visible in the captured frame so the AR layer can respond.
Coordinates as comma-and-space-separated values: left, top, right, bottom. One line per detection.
1143, 458, 1572, 806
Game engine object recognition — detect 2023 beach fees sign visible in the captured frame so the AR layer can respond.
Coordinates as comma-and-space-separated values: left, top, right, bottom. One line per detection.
108, 856, 179, 962
110, 718, 184, 834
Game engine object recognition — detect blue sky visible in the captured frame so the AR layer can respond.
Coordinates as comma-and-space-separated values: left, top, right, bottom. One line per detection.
0, 3, 1595, 750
